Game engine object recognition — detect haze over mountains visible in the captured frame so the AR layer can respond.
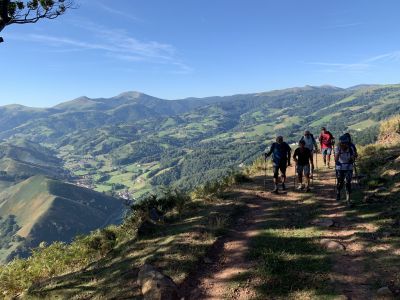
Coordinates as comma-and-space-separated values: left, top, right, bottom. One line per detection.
0, 83, 399, 262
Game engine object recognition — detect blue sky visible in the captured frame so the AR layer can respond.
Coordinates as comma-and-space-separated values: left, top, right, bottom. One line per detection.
1, 0, 400, 107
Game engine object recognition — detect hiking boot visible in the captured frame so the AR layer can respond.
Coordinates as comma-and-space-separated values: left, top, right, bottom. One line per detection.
272, 186, 279, 194
282, 183, 286, 191
345, 190, 351, 203
297, 184, 303, 190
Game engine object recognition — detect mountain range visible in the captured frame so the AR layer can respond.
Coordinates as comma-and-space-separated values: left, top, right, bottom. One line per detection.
0, 83, 399, 261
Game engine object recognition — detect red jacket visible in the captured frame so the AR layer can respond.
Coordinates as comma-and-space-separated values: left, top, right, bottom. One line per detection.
319, 131, 334, 149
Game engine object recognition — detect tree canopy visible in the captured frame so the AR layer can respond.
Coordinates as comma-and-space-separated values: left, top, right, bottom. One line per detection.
0, 0, 75, 42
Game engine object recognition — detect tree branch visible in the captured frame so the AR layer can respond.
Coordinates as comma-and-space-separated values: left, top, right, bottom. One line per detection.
7, 0, 76, 26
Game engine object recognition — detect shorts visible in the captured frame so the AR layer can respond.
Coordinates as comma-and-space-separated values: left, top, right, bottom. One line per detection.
273, 162, 287, 179
322, 148, 332, 156
297, 164, 311, 176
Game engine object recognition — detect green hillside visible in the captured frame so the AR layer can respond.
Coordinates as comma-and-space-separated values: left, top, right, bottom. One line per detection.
0, 139, 64, 180
0, 175, 125, 263
1, 115, 400, 299
0, 84, 399, 199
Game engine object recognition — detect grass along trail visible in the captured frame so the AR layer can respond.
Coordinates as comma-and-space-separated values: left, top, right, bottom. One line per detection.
182, 158, 379, 299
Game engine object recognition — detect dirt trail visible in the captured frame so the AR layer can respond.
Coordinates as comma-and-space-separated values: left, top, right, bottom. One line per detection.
313, 169, 374, 300
181, 160, 376, 299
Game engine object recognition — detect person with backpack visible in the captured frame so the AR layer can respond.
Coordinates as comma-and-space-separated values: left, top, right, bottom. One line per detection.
299, 130, 318, 154
319, 127, 335, 168
343, 132, 358, 158
265, 136, 291, 193
335, 135, 356, 201
293, 140, 314, 192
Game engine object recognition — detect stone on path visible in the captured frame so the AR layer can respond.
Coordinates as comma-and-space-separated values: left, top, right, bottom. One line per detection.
320, 239, 346, 251
137, 264, 179, 300
312, 219, 334, 227
377, 286, 393, 298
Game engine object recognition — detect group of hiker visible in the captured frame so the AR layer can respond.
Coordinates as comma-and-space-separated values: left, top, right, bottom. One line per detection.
264, 127, 358, 201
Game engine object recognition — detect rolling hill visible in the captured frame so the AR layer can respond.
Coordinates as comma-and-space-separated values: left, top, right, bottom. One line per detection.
0, 83, 398, 267
0, 175, 126, 263
0, 84, 399, 199
0, 139, 65, 180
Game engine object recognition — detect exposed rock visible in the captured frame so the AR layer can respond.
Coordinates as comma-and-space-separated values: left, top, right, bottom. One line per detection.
363, 193, 379, 203
376, 187, 388, 193
334, 295, 350, 300
312, 219, 334, 227
320, 239, 346, 251
377, 286, 393, 297
137, 264, 179, 300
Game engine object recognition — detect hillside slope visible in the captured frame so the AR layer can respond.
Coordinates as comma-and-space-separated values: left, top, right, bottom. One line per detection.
0, 139, 65, 180
23, 128, 400, 299
0, 175, 125, 263
0, 84, 399, 199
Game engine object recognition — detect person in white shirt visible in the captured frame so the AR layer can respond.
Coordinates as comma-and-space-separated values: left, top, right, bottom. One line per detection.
299, 130, 318, 154
335, 137, 356, 201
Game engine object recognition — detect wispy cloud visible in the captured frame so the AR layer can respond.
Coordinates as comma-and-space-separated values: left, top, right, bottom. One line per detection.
308, 62, 370, 72
365, 51, 400, 63
307, 50, 400, 73
96, 2, 142, 23
18, 21, 192, 74
324, 22, 363, 29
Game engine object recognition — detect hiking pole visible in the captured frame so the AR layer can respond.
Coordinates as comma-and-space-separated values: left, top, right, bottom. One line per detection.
264, 156, 267, 191
353, 161, 360, 188
311, 166, 314, 187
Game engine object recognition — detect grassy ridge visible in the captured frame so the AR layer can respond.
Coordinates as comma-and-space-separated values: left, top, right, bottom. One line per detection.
0, 173, 248, 299
0, 176, 125, 263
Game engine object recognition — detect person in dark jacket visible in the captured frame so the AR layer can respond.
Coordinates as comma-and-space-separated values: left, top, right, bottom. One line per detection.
293, 140, 314, 192
265, 136, 291, 193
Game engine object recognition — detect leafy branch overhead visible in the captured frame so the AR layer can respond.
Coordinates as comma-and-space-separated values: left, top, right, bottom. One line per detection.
0, 0, 75, 42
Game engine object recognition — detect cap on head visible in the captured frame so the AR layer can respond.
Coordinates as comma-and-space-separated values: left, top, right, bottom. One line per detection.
276, 136, 283, 143
304, 130, 310, 135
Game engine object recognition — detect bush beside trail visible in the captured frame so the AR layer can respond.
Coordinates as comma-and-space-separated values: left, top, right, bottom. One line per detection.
0, 170, 247, 298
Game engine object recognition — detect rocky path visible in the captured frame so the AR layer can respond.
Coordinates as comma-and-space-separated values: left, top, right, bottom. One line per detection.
313, 169, 374, 300
181, 160, 378, 299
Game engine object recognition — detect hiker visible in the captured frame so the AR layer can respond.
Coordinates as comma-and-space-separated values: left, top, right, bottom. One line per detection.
335, 135, 356, 201
293, 140, 314, 192
343, 132, 358, 159
319, 127, 335, 168
265, 136, 291, 193
300, 130, 318, 153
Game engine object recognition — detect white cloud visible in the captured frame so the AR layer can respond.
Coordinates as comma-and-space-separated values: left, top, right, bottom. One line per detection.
20, 21, 192, 74
365, 51, 400, 63
96, 2, 142, 23
307, 50, 400, 73
324, 22, 363, 29
308, 62, 370, 72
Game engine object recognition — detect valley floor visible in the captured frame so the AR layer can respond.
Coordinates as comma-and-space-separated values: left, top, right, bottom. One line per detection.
26, 156, 400, 300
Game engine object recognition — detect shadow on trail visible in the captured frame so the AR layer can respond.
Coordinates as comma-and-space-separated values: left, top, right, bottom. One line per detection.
238, 174, 335, 298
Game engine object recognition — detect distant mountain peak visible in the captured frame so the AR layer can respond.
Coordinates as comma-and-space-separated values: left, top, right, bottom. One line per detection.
114, 91, 147, 99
